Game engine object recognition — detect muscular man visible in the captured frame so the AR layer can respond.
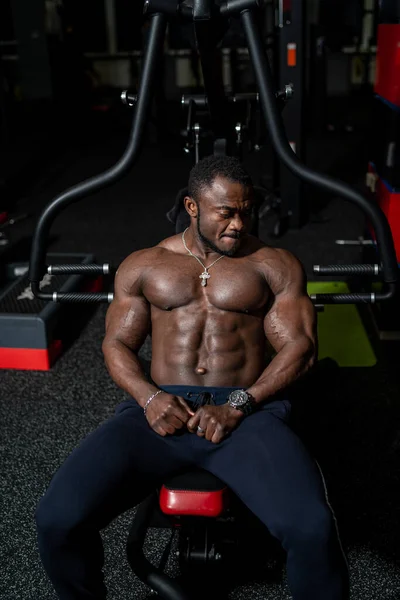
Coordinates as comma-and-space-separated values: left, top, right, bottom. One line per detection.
35, 155, 349, 600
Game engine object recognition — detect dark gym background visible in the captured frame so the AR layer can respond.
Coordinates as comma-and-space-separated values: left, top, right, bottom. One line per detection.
1, 1, 400, 599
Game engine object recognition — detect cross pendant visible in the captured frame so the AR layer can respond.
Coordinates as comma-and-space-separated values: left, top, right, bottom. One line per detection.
199, 271, 210, 287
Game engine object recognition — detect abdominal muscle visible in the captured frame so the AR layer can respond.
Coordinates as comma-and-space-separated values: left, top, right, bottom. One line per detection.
150, 306, 268, 387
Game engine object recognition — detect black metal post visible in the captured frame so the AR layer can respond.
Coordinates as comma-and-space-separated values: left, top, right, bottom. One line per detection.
192, 0, 232, 151
277, 0, 306, 228
308, 24, 327, 136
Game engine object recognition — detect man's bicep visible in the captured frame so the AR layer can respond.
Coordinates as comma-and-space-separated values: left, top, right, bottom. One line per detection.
103, 258, 151, 353
264, 293, 316, 351
263, 251, 316, 353
104, 294, 151, 352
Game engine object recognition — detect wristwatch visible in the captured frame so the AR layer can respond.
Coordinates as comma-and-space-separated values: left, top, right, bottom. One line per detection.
227, 389, 256, 417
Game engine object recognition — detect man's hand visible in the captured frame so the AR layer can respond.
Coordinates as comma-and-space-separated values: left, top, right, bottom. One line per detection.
187, 404, 244, 444
145, 393, 195, 436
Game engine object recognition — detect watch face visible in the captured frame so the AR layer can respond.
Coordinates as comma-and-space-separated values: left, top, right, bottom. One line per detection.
229, 390, 248, 407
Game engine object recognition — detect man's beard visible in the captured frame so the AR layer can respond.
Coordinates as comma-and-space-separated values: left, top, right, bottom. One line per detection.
197, 206, 241, 257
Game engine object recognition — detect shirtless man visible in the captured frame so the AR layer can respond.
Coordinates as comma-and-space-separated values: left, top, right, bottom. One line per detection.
35, 155, 349, 600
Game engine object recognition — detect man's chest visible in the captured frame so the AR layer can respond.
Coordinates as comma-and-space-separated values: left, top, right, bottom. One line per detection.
142, 260, 270, 313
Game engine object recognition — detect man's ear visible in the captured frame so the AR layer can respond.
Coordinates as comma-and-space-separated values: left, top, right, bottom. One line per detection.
184, 196, 198, 218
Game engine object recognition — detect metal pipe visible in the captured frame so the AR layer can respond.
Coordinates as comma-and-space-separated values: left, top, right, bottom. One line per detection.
29, 13, 167, 295
126, 494, 190, 600
144, 0, 179, 17
221, 0, 263, 17
311, 283, 396, 304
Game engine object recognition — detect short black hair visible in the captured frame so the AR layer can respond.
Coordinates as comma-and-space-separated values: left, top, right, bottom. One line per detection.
188, 155, 253, 201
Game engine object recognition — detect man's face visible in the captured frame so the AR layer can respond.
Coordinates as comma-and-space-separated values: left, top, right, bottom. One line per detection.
196, 176, 254, 257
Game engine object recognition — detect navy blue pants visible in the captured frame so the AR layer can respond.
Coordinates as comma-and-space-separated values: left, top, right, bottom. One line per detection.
35, 386, 349, 599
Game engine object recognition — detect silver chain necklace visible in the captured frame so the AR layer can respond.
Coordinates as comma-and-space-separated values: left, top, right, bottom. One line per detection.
182, 228, 226, 287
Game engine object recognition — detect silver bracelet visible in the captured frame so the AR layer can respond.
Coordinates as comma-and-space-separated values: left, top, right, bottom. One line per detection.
143, 390, 163, 415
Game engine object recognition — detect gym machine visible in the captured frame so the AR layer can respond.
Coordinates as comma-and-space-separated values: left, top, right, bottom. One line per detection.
28, 1, 397, 597
29, 0, 398, 307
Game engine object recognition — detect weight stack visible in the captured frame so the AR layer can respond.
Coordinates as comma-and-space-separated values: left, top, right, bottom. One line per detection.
370, 98, 400, 190
368, 21, 400, 263
0, 253, 104, 370
368, 163, 400, 263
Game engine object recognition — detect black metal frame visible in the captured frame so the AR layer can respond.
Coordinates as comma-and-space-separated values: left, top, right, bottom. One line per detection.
29, 0, 398, 304
126, 486, 243, 600
126, 492, 191, 600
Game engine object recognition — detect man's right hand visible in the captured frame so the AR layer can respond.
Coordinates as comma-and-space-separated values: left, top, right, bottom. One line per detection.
145, 392, 195, 436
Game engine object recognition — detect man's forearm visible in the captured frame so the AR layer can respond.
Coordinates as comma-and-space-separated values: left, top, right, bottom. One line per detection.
246, 339, 316, 405
102, 340, 158, 408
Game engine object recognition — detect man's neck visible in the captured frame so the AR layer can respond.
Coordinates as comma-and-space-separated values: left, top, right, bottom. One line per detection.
183, 227, 222, 261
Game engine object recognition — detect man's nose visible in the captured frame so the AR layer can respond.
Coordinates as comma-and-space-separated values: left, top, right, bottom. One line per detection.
229, 213, 245, 232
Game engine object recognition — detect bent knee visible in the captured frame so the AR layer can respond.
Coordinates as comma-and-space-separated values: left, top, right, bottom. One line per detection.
36, 495, 61, 534
297, 508, 336, 544
274, 505, 337, 548
35, 492, 81, 542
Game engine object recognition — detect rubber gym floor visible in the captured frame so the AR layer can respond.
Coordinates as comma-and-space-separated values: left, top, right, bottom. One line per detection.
1, 109, 400, 599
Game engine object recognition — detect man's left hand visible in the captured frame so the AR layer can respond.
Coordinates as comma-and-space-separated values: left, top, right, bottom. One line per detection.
187, 404, 244, 444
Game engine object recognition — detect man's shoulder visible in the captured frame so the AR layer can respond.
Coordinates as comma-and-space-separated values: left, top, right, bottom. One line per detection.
247, 243, 305, 292
248, 240, 301, 268
156, 233, 184, 253
117, 236, 182, 272
114, 241, 179, 293
117, 246, 162, 269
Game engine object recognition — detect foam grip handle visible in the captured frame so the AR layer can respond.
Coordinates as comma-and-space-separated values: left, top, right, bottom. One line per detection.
311, 293, 373, 304
54, 292, 112, 303
48, 264, 109, 275
314, 264, 379, 275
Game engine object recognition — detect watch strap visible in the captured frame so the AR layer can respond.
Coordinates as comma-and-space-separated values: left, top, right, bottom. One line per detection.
234, 401, 254, 416
227, 391, 256, 416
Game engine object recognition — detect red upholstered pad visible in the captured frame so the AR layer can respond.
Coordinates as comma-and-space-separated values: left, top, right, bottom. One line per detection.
159, 469, 230, 517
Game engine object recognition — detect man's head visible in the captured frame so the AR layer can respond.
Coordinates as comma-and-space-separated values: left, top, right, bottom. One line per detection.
185, 155, 254, 257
